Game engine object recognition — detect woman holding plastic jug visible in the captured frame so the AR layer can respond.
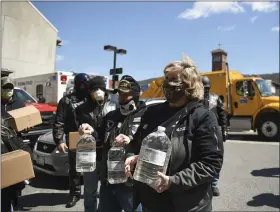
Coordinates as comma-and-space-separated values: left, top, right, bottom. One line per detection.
125, 55, 224, 212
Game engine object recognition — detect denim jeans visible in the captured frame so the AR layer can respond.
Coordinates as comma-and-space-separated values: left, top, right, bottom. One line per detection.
83, 161, 100, 212
98, 183, 142, 212
212, 173, 220, 187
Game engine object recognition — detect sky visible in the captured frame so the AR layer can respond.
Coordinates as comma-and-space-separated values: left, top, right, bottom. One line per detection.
33, 1, 279, 81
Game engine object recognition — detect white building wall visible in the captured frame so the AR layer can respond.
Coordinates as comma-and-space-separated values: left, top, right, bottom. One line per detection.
1, 0, 58, 79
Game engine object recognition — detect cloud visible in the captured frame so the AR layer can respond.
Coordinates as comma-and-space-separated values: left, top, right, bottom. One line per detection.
217, 24, 236, 32
178, 2, 245, 20
271, 26, 280, 32
178, 2, 278, 20
250, 16, 258, 23
56, 55, 64, 61
243, 2, 278, 13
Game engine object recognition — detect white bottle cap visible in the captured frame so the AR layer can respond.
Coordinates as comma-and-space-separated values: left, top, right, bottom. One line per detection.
157, 126, 166, 132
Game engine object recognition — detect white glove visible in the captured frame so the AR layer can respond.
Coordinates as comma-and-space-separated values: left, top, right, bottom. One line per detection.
114, 134, 131, 146
79, 123, 94, 135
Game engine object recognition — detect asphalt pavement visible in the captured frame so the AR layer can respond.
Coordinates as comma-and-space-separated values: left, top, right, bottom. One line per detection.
18, 131, 280, 211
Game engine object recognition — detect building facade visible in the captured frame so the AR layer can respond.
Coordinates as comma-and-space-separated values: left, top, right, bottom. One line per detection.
1, 0, 58, 79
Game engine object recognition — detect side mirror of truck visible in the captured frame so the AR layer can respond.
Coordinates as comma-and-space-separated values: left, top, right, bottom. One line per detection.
243, 81, 249, 97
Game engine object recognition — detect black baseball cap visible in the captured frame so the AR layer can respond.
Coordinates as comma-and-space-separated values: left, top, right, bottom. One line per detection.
113, 75, 140, 94
1, 77, 14, 89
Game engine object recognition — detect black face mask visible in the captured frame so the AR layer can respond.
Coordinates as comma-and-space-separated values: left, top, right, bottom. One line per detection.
76, 88, 87, 99
162, 81, 185, 103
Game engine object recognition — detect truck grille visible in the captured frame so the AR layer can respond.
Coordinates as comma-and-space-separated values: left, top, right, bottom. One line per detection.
36, 142, 56, 153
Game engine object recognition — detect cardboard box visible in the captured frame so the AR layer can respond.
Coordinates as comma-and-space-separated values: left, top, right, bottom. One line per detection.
7, 105, 42, 132
1, 150, 35, 189
69, 132, 81, 150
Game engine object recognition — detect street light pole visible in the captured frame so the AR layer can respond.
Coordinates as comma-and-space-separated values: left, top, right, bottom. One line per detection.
104, 45, 127, 89
113, 49, 117, 89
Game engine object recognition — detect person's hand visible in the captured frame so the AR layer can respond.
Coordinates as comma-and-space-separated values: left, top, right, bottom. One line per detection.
58, 143, 68, 153
154, 172, 170, 193
114, 134, 130, 146
125, 155, 139, 179
79, 123, 94, 135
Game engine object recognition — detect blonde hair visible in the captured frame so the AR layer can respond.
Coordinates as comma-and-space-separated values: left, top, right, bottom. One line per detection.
163, 54, 204, 101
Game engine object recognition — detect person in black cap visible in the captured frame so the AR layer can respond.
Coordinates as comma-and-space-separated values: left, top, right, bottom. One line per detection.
53, 73, 90, 208
75, 76, 117, 212
80, 75, 146, 212
202, 76, 228, 196
1, 77, 25, 117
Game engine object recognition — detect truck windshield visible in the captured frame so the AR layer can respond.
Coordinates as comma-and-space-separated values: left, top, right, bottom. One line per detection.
256, 79, 273, 97
14, 89, 37, 103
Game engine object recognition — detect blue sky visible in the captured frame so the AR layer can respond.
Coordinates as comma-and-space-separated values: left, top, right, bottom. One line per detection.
33, 1, 279, 81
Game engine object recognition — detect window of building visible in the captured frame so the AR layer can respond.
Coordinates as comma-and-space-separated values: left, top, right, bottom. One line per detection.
213, 55, 221, 62
36, 84, 44, 98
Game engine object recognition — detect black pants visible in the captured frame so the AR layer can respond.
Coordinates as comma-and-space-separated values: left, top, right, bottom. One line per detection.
68, 150, 81, 197
1, 189, 12, 212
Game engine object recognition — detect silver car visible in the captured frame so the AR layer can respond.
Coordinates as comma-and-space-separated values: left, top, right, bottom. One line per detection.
33, 131, 69, 176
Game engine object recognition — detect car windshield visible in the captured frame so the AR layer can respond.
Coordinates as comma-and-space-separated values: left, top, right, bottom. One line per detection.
256, 79, 273, 97
14, 89, 36, 103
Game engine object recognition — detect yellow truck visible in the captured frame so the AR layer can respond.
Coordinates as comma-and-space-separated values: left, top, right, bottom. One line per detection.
141, 65, 280, 141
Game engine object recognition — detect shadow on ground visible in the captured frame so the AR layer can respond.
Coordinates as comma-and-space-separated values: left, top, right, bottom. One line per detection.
17, 193, 85, 211
247, 193, 280, 209
251, 168, 280, 178
17, 193, 69, 210
29, 171, 69, 190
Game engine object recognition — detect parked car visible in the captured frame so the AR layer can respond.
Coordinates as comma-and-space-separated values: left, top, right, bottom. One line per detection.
32, 98, 166, 176
33, 131, 69, 176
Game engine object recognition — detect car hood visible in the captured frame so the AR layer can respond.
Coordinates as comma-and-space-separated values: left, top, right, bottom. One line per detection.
38, 131, 66, 144
26, 103, 57, 112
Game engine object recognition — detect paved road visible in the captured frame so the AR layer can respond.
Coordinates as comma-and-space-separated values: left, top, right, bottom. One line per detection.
18, 132, 280, 211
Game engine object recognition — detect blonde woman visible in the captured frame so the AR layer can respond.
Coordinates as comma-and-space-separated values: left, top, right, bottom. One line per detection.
125, 55, 224, 212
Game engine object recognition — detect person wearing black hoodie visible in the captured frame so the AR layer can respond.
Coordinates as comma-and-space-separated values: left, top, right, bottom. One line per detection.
75, 76, 117, 212
79, 75, 146, 212
125, 57, 224, 212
